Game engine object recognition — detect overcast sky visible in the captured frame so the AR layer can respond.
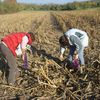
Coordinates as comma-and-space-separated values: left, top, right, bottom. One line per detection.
17, 0, 89, 4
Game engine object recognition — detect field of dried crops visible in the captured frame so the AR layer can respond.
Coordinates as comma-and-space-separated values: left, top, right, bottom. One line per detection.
0, 9, 100, 100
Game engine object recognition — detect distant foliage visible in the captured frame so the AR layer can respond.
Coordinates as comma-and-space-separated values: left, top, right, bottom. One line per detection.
0, 3, 25, 14
4, 0, 16, 3
0, 1, 100, 14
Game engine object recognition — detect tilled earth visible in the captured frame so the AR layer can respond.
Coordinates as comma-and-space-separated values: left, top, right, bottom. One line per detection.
0, 9, 100, 100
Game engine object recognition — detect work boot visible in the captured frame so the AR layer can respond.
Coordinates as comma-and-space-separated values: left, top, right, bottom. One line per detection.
79, 65, 85, 74
9, 81, 18, 87
9, 82, 15, 86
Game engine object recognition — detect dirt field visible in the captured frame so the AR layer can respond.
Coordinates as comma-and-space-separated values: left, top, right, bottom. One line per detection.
0, 9, 100, 100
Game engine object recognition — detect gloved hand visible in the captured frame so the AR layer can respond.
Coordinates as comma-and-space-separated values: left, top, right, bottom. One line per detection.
23, 52, 28, 69
72, 59, 79, 69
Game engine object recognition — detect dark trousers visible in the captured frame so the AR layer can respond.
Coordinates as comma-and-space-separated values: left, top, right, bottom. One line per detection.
68, 45, 76, 61
0, 43, 19, 84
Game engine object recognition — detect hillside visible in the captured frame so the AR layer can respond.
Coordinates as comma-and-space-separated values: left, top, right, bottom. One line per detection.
0, 9, 100, 100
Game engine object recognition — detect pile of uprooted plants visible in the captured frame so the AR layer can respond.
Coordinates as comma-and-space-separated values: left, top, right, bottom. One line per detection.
0, 46, 100, 100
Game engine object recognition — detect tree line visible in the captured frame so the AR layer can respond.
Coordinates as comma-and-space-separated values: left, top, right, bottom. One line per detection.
0, 1, 100, 14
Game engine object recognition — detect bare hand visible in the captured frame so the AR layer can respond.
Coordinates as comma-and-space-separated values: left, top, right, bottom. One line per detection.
22, 54, 25, 61
60, 54, 64, 61
75, 54, 78, 59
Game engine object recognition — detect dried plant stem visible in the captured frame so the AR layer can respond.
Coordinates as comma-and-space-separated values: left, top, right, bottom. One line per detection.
1, 84, 24, 90
40, 65, 56, 87
38, 79, 57, 88
65, 87, 80, 100
51, 59, 77, 84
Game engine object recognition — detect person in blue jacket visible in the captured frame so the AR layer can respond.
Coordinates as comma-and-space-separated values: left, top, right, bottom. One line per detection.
59, 28, 89, 73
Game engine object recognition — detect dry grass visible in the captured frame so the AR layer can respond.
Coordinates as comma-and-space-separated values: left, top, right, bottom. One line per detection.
0, 9, 100, 99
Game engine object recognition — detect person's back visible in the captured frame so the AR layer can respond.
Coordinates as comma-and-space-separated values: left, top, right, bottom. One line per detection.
64, 28, 89, 47
2, 32, 33, 56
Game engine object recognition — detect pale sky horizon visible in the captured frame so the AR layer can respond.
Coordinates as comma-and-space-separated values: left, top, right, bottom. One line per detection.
17, 0, 89, 4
